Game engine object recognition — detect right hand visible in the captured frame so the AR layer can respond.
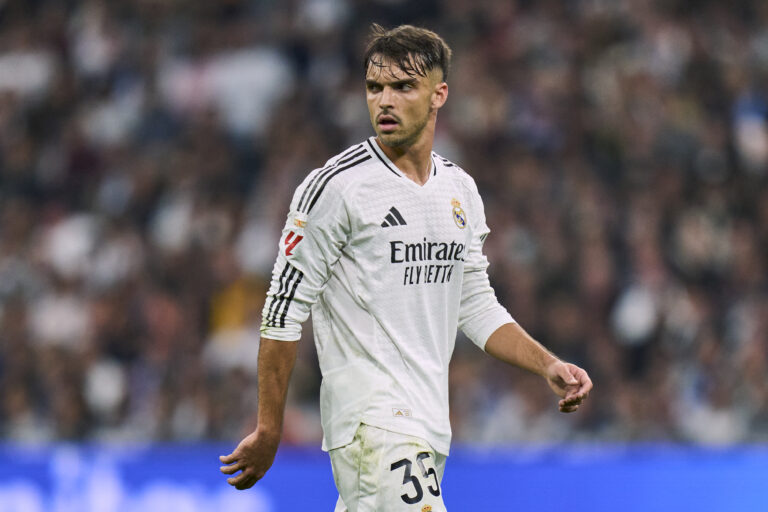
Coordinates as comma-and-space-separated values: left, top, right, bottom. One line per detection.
219, 429, 280, 490
544, 360, 592, 413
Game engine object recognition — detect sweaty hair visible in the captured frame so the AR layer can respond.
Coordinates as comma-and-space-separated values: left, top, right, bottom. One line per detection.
363, 24, 452, 82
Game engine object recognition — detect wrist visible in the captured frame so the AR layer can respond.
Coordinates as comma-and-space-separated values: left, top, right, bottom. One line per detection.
540, 354, 560, 378
255, 425, 282, 443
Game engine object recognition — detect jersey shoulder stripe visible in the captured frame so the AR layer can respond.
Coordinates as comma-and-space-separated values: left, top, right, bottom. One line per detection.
434, 153, 480, 196
437, 155, 456, 168
299, 147, 368, 212
435, 153, 473, 179
367, 139, 401, 177
302, 153, 372, 213
297, 144, 366, 212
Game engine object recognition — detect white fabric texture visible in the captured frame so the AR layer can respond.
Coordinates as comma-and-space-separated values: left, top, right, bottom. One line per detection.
261, 138, 514, 455
331, 423, 447, 512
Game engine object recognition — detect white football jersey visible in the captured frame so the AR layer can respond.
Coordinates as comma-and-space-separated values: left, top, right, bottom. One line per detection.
261, 137, 514, 455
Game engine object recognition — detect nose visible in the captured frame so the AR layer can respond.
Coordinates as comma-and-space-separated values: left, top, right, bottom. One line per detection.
379, 86, 394, 109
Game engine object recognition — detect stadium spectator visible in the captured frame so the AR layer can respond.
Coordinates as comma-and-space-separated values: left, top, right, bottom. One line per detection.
0, 0, 767, 446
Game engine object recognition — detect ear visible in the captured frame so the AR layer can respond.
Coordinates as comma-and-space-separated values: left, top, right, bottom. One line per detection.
431, 82, 448, 111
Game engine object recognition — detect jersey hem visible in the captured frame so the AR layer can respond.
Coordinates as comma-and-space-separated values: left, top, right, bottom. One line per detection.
359, 416, 451, 456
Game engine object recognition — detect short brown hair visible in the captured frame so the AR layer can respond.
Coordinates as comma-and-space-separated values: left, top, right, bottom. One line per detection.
363, 24, 452, 82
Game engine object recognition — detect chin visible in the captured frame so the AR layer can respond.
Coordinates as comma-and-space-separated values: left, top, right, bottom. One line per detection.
377, 132, 410, 148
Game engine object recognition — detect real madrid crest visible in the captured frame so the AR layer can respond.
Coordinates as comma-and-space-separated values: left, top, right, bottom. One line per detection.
451, 198, 467, 229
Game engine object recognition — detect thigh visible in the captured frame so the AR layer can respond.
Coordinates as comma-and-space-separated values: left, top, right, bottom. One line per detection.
329, 424, 447, 512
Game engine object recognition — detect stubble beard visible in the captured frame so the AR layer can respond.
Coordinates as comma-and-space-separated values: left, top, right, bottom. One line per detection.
377, 112, 430, 149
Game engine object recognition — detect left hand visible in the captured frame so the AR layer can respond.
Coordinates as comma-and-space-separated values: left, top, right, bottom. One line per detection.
545, 361, 593, 413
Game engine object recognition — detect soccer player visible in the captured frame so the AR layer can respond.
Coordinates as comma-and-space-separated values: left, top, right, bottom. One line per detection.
220, 24, 593, 511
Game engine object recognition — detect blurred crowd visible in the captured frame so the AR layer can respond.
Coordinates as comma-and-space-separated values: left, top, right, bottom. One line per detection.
1, 0, 767, 446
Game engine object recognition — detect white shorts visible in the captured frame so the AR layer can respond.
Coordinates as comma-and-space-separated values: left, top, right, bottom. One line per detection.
330, 423, 447, 512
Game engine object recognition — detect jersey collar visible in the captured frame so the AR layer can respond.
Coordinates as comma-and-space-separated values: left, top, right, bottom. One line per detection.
366, 137, 438, 181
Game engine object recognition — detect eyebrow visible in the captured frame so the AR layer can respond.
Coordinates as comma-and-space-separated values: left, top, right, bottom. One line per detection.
366, 78, 419, 88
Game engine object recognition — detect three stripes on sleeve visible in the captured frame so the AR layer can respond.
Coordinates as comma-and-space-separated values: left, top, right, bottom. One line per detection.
264, 145, 372, 329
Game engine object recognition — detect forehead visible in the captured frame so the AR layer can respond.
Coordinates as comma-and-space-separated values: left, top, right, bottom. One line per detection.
365, 54, 430, 82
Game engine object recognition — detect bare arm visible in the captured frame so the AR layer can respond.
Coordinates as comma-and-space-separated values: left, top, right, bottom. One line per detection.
254, 338, 298, 437
485, 323, 592, 413
219, 337, 298, 489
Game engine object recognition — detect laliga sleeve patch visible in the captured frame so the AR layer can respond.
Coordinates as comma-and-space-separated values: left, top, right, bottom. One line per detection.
284, 231, 304, 256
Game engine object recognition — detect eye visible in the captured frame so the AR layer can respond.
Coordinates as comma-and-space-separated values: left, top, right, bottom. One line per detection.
367, 83, 382, 92
397, 83, 414, 91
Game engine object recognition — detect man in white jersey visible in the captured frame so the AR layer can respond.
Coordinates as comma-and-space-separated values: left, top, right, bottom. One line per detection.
220, 24, 593, 511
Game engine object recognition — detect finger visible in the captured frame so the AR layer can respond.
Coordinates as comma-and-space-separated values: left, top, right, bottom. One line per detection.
236, 474, 260, 490
557, 364, 578, 386
563, 389, 589, 404
579, 376, 594, 395
561, 396, 581, 407
220, 453, 238, 464
560, 395, 582, 407
570, 383, 591, 400
564, 389, 588, 402
560, 404, 579, 413
227, 470, 252, 488
572, 368, 593, 393
220, 461, 244, 475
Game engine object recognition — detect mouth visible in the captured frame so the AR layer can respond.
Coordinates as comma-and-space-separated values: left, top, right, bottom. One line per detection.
377, 115, 399, 131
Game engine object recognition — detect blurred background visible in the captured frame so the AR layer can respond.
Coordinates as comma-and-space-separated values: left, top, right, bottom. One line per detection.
1, 0, 767, 510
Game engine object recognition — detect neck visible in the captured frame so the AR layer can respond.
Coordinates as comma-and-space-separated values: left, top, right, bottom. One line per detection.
376, 125, 435, 186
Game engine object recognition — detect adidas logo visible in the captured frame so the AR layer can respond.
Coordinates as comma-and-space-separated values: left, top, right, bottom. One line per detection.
381, 207, 407, 227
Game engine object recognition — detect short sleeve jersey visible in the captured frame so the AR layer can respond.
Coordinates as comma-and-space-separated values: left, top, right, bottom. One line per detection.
261, 138, 514, 455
